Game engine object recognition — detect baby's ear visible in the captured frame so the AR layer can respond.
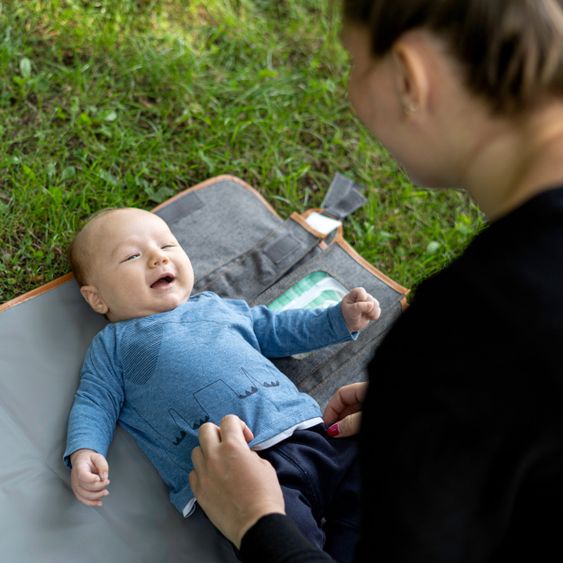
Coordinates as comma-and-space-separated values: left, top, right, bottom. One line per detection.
80, 285, 109, 315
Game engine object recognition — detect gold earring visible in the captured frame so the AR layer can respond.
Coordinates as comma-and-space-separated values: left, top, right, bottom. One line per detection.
401, 99, 417, 116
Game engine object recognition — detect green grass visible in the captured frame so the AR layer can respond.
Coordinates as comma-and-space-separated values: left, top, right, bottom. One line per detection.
0, 0, 484, 304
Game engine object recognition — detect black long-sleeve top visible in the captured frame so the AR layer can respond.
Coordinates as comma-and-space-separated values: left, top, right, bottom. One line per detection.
240, 186, 563, 563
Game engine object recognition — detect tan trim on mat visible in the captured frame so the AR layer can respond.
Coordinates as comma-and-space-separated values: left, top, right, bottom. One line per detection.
0, 273, 74, 313
289, 212, 330, 239
297, 209, 409, 308
299, 208, 344, 238
333, 232, 410, 311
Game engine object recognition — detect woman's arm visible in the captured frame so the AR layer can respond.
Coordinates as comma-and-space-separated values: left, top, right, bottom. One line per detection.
241, 514, 336, 563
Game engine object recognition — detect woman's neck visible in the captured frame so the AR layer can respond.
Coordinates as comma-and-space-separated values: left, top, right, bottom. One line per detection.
464, 101, 563, 221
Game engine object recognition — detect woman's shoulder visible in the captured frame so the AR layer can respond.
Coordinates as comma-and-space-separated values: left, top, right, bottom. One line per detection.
421, 186, 563, 310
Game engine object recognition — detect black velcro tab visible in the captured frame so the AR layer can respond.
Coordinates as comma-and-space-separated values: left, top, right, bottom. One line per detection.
321, 172, 367, 220
264, 233, 301, 264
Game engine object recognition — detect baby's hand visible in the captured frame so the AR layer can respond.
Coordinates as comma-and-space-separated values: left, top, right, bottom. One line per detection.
340, 287, 381, 332
70, 449, 110, 507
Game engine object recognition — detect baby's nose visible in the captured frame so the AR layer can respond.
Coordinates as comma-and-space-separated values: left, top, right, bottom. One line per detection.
151, 251, 169, 266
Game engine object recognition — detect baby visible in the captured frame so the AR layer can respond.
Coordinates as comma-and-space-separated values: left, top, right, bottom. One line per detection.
64, 207, 380, 551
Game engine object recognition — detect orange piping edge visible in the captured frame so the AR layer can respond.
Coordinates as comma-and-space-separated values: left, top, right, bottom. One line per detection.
0, 273, 75, 313
294, 209, 410, 311
333, 232, 410, 311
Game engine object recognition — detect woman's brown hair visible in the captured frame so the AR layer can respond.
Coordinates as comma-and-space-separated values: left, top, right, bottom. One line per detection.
343, 0, 563, 114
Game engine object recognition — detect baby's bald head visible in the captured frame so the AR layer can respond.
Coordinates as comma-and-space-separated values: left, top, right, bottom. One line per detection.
69, 208, 122, 287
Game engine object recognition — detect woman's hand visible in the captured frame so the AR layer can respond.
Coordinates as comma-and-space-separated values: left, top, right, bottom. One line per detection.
189, 415, 285, 549
323, 382, 368, 437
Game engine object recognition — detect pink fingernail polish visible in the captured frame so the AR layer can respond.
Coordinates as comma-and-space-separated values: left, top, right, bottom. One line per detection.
326, 423, 340, 437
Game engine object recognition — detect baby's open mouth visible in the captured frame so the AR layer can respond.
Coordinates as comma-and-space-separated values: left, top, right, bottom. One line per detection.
150, 275, 175, 289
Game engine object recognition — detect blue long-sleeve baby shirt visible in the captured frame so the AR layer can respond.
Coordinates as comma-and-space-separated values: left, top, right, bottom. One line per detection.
64, 292, 356, 514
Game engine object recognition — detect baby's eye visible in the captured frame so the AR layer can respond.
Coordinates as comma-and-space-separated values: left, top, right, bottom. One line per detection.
122, 253, 140, 262
162, 244, 176, 249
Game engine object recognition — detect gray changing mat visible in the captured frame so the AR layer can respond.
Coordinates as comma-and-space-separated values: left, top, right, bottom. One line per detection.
0, 175, 408, 562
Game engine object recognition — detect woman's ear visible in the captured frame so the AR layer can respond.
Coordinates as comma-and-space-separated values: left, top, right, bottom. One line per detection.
391, 33, 431, 118
80, 285, 109, 315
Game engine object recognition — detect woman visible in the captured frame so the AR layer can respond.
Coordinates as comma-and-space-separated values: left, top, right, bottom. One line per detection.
189, 1, 563, 561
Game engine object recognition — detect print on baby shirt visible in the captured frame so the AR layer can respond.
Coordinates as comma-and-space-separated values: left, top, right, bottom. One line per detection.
117, 296, 318, 458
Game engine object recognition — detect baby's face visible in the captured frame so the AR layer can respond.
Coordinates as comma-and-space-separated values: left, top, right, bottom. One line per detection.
82, 208, 194, 322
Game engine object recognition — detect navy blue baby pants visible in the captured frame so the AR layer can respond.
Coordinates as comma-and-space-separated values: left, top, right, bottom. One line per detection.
258, 424, 360, 563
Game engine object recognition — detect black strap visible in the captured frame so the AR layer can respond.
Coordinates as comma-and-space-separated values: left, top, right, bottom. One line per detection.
321, 172, 367, 220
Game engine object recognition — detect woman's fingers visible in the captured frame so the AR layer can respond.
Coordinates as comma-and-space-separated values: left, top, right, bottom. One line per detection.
197, 416, 254, 456
190, 415, 284, 548
220, 414, 255, 445
323, 381, 368, 425
197, 421, 222, 454
327, 411, 362, 438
